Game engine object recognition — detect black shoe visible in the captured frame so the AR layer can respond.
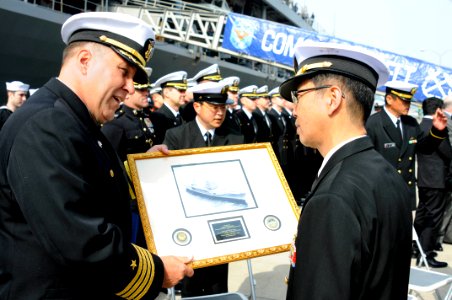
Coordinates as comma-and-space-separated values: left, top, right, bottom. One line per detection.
425, 256, 448, 268
435, 243, 444, 251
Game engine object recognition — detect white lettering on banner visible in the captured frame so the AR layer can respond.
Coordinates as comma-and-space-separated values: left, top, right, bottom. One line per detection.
422, 69, 451, 98
261, 30, 302, 57
387, 62, 417, 84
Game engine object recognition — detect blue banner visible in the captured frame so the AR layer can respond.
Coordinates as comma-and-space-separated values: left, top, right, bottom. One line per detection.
222, 13, 452, 101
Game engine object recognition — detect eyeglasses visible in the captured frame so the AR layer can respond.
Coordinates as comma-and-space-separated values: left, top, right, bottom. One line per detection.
203, 102, 227, 112
290, 85, 332, 104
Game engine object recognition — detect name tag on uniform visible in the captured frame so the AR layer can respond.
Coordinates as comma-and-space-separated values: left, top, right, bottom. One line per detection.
384, 142, 396, 148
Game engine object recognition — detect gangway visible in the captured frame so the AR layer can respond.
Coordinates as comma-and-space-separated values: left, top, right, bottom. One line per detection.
112, 2, 293, 72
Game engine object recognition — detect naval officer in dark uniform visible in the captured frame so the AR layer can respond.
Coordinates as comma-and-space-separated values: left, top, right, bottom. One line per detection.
153, 71, 187, 137
366, 81, 448, 209
281, 41, 413, 300
102, 82, 166, 162
235, 85, 259, 143
163, 81, 244, 297
0, 12, 193, 299
219, 76, 242, 134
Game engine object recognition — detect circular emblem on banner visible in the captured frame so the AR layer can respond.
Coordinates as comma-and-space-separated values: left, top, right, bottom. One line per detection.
264, 215, 281, 231
229, 18, 258, 50
172, 229, 192, 246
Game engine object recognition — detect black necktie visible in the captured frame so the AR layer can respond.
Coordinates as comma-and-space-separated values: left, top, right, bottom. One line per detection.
396, 119, 403, 144
205, 132, 212, 147
251, 117, 258, 133
175, 113, 182, 126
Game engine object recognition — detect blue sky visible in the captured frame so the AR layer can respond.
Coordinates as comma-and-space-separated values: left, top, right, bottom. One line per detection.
296, 0, 452, 69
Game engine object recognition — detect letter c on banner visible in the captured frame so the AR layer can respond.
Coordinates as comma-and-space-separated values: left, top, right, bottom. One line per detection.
262, 29, 275, 52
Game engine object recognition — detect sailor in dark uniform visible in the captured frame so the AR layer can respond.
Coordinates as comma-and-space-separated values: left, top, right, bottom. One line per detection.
163, 81, 244, 297
0, 81, 29, 130
0, 11, 193, 299
366, 81, 448, 210
181, 64, 222, 122
219, 76, 241, 134
235, 85, 259, 143
253, 85, 276, 147
268, 87, 296, 192
102, 82, 165, 162
153, 71, 188, 137
281, 41, 414, 299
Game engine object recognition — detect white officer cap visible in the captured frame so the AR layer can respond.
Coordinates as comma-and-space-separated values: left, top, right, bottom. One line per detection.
149, 87, 162, 95
61, 12, 155, 84
187, 78, 197, 88
238, 85, 259, 99
191, 64, 222, 83
220, 76, 240, 92
268, 87, 281, 98
154, 71, 188, 90
189, 81, 233, 105
6, 81, 30, 92
279, 41, 389, 101
256, 85, 269, 97
385, 81, 418, 102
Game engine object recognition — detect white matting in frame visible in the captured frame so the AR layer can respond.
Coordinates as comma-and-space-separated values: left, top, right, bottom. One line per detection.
127, 143, 300, 268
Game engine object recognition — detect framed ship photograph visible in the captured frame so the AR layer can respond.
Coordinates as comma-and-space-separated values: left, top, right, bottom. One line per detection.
127, 143, 300, 268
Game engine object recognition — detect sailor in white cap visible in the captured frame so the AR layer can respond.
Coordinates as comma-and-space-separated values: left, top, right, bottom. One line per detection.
235, 85, 259, 143
282, 41, 415, 299
253, 85, 275, 144
367, 80, 447, 211
0, 11, 193, 300
190, 63, 222, 83
0, 81, 30, 129
267, 86, 296, 183
163, 81, 243, 297
219, 76, 241, 133
182, 64, 223, 122
153, 71, 188, 137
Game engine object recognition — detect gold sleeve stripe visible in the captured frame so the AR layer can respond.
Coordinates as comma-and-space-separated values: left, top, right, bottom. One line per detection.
116, 244, 155, 299
129, 246, 153, 299
135, 250, 154, 299
430, 129, 446, 140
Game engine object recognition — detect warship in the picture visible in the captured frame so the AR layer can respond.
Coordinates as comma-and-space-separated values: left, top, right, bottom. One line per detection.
186, 181, 247, 204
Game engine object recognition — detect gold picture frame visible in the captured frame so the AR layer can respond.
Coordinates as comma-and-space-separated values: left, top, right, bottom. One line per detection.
127, 143, 300, 268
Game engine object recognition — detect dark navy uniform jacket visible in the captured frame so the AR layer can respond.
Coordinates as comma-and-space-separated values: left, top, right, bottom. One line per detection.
366, 109, 447, 208
163, 120, 244, 150
102, 104, 166, 162
0, 78, 164, 299
286, 137, 412, 300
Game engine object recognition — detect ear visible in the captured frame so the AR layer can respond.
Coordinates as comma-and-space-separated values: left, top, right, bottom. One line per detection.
326, 87, 343, 116
385, 94, 394, 105
193, 101, 202, 114
76, 48, 92, 75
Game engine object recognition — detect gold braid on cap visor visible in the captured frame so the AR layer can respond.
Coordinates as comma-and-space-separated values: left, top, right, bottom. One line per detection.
240, 93, 258, 98
165, 82, 188, 90
201, 74, 222, 81
99, 35, 153, 67
134, 83, 150, 90
390, 90, 415, 100
296, 61, 333, 76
